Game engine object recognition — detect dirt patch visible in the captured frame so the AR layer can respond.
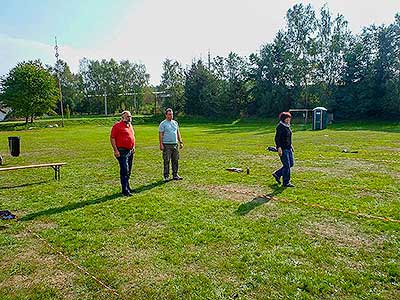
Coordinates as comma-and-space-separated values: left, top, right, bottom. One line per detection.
0, 230, 77, 299
298, 158, 393, 179
303, 219, 386, 249
186, 184, 283, 220
248, 206, 281, 220
339, 159, 379, 171
32, 220, 59, 230
14, 221, 58, 239
371, 146, 400, 152
189, 183, 264, 202
114, 245, 175, 295
355, 189, 395, 201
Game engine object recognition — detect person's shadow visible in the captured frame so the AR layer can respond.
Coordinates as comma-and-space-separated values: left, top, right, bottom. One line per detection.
20, 193, 122, 221
21, 180, 167, 221
131, 180, 166, 193
235, 184, 285, 216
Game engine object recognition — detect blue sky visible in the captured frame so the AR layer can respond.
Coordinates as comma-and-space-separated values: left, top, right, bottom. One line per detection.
1, 0, 399, 84
0, 0, 136, 47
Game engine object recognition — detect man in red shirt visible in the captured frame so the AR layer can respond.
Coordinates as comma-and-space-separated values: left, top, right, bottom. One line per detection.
110, 111, 135, 196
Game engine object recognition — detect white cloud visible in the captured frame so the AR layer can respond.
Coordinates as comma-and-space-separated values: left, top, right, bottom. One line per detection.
85, 0, 291, 84
0, 34, 106, 77
0, 34, 53, 73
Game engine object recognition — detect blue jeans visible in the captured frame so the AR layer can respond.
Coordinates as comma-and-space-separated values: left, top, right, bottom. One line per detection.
275, 149, 294, 185
116, 148, 133, 194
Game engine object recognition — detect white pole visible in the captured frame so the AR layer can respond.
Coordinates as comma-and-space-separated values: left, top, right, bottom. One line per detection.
104, 92, 107, 115
133, 93, 136, 114
54, 36, 65, 127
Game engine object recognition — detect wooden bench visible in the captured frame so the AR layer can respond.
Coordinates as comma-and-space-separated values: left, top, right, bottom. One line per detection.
0, 163, 66, 180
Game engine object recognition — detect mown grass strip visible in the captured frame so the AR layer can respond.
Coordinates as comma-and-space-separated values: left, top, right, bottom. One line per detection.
24, 227, 123, 300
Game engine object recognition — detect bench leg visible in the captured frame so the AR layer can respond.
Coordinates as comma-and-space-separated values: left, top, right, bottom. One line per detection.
51, 166, 61, 180
51, 166, 56, 180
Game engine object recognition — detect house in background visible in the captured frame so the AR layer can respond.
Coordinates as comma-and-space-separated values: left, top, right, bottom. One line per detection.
0, 107, 11, 121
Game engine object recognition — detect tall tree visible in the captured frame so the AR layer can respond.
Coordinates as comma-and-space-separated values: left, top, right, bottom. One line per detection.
184, 60, 223, 116
160, 59, 185, 113
316, 5, 351, 109
383, 13, 400, 114
119, 60, 149, 113
79, 58, 149, 114
0, 60, 58, 123
249, 31, 292, 116
284, 3, 318, 108
48, 59, 83, 114
223, 52, 251, 116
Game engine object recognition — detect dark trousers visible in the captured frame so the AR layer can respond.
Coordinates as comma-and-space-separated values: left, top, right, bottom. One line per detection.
116, 148, 133, 194
163, 144, 179, 178
275, 149, 294, 185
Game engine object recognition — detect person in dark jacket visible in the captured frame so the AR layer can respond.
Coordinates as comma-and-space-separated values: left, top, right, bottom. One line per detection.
272, 112, 295, 187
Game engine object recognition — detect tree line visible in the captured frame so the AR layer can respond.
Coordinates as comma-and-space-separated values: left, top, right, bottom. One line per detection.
1, 4, 399, 122
172, 4, 400, 118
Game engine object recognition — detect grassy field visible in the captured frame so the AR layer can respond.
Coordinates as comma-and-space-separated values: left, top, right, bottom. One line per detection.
0, 117, 399, 299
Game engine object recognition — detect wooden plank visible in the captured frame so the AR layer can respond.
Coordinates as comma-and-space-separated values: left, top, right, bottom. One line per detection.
0, 163, 66, 171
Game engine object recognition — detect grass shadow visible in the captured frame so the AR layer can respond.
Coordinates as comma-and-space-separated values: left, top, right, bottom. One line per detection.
0, 181, 50, 190
236, 184, 285, 216
20, 193, 121, 221
132, 180, 166, 193
236, 196, 271, 216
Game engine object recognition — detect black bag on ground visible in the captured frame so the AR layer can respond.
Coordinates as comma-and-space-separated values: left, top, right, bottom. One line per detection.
0, 210, 16, 220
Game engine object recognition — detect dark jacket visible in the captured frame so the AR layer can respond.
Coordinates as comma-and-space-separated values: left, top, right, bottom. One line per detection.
275, 123, 292, 150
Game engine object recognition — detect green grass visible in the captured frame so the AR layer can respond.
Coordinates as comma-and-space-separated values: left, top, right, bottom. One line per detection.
0, 118, 399, 299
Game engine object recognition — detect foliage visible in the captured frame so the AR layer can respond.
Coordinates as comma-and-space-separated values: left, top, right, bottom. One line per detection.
160, 59, 185, 114
78, 58, 149, 114
0, 60, 58, 123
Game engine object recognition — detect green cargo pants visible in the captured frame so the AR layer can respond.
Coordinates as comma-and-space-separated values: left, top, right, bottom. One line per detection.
163, 143, 179, 178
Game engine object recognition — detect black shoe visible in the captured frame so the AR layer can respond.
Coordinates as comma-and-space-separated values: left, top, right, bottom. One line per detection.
122, 191, 133, 197
163, 177, 170, 182
173, 175, 183, 180
283, 183, 295, 188
272, 173, 281, 184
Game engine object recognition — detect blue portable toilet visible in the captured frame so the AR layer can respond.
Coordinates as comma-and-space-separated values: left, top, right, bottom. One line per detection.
312, 107, 328, 130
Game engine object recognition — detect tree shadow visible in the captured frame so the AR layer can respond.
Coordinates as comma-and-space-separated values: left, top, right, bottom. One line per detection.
131, 180, 166, 193
0, 181, 50, 190
236, 184, 285, 216
20, 193, 121, 221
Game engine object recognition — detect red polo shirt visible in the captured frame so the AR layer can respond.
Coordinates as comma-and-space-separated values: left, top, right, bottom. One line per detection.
111, 121, 135, 150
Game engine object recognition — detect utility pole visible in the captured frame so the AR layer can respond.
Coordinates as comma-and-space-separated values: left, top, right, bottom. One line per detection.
104, 91, 108, 115
54, 36, 65, 127
133, 93, 137, 114
154, 93, 157, 115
